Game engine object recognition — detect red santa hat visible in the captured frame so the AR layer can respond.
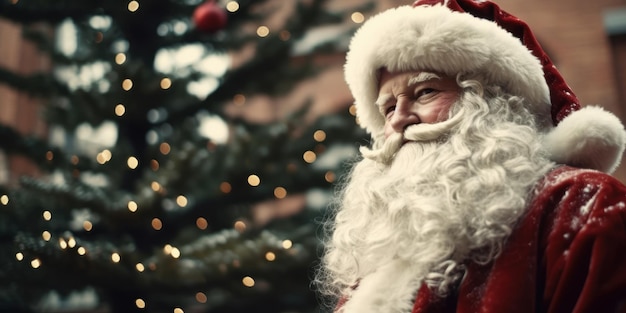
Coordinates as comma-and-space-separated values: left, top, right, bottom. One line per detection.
344, 0, 626, 173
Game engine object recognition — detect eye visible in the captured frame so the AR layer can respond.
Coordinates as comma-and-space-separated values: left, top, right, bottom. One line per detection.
416, 88, 436, 99
384, 105, 396, 118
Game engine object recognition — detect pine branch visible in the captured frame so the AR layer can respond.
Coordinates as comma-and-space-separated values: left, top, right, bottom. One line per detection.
0, 124, 63, 171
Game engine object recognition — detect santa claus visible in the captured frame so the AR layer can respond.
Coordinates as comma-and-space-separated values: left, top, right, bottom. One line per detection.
317, 0, 626, 312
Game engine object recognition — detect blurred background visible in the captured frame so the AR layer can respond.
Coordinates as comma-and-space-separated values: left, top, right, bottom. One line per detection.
0, 0, 624, 312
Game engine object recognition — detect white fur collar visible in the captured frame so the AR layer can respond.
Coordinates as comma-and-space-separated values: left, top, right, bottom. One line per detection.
338, 259, 422, 313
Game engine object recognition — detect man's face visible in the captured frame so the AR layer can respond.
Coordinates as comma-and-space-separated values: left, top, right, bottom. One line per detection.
376, 70, 461, 139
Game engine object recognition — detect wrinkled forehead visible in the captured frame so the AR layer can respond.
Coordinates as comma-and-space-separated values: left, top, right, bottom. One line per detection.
377, 68, 443, 84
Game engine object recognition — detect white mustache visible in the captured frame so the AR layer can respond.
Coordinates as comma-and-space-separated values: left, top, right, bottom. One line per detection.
360, 108, 467, 165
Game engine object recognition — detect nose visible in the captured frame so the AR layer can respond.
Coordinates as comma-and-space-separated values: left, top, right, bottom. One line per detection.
386, 100, 420, 136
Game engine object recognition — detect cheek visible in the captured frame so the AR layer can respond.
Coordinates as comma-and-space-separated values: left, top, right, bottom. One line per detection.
431, 95, 457, 121
383, 124, 394, 138
421, 104, 451, 123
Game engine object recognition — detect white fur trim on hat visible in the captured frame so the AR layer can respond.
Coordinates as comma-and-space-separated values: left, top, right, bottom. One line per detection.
345, 4, 550, 137
345, 4, 626, 173
543, 106, 626, 174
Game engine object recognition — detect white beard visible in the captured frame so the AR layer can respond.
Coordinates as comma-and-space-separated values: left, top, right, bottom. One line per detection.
320, 90, 555, 313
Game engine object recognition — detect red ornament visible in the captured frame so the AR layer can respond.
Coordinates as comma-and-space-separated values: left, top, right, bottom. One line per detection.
193, 1, 228, 33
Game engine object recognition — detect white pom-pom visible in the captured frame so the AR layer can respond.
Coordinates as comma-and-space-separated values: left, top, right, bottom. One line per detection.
543, 106, 626, 173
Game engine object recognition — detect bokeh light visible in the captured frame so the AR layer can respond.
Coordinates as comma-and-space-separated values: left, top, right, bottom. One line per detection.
256, 26, 270, 37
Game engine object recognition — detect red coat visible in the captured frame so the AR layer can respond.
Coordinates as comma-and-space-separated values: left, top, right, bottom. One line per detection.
413, 166, 626, 313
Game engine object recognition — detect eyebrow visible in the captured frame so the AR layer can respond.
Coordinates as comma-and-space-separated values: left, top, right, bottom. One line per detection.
407, 72, 441, 86
375, 72, 442, 109
375, 94, 392, 109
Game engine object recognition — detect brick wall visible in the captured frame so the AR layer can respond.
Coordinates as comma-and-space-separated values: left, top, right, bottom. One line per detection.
0, 18, 49, 185
612, 35, 626, 107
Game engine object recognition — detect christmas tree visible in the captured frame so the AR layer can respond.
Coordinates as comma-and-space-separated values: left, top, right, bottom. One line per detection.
0, 0, 371, 312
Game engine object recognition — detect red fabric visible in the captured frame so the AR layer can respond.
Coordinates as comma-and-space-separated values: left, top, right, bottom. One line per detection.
412, 166, 626, 313
412, 0, 580, 126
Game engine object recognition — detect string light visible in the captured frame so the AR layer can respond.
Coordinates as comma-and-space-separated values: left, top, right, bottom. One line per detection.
159, 142, 171, 155
122, 79, 133, 91
234, 220, 246, 233
96, 154, 106, 164
351, 12, 365, 23
77, 247, 87, 255
195, 292, 208, 303
242, 276, 255, 287
196, 217, 208, 230
102, 149, 112, 160
115, 104, 126, 116
0, 195, 7, 205
46, 151, 54, 161
97, 150, 112, 164
256, 26, 270, 37
163, 244, 180, 258
31, 259, 41, 269
136, 263, 145, 272
68, 237, 77, 248
171, 247, 181, 259
160, 78, 172, 90
325, 171, 336, 183
220, 182, 232, 193
111, 253, 121, 263
43, 210, 52, 221
174, 308, 184, 313
15, 252, 23, 261
303, 151, 316, 163
247, 175, 260, 187
313, 130, 326, 142
152, 218, 163, 230
135, 298, 146, 309
150, 182, 162, 192
174, 195, 188, 207
349, 104, 357, 116
128, 1, 139, 12
42, 231, 51, 241
71, 155, 80, 165
226, 1, 239, 12
128, 200, 138, 212
127, 156, 139, 169
84, 221, 93, 231
115, 53, 127, 65
233, 94, 246, 106
59, 238, 68, 249
150, 159, 160, 171
164, 244, 173, 254
265, 252, 276, 261
273, 187, 287, 199
282, 240, 293, 249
